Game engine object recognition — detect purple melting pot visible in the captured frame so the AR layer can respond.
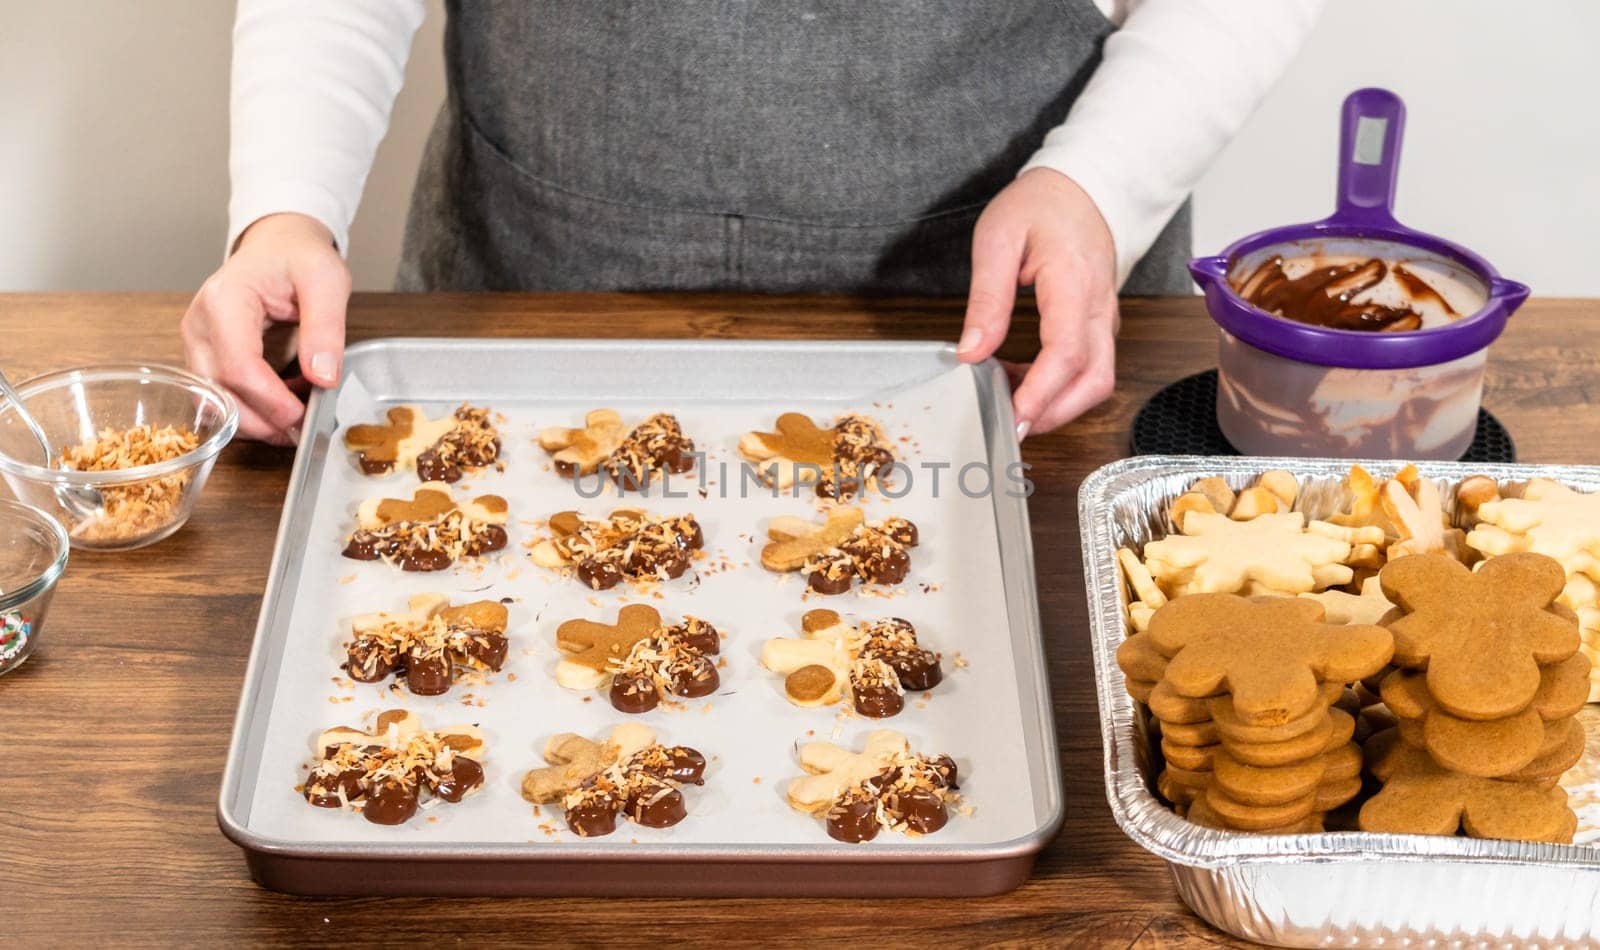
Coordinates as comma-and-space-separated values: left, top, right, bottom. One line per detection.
1188, 87, 1529, 459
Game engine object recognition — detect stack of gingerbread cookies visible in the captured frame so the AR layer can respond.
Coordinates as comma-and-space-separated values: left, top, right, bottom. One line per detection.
1118, 592, 1393, 834
1358, 552, 1590, 843
1465, 477, 1600, 701
1117, 467, 1599, 844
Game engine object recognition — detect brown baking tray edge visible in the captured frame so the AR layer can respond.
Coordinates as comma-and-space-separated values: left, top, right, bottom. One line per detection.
237, 847, 1046, 898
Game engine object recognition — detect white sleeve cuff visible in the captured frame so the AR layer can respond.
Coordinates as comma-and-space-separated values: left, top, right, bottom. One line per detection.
227, 183, 353, 258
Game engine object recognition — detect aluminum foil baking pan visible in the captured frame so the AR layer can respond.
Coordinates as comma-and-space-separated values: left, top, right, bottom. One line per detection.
217, 338, 1062, 896
1081, 455, 1600, 946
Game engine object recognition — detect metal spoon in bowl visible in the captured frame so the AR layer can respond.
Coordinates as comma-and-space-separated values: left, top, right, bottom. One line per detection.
0, 367, 105, 520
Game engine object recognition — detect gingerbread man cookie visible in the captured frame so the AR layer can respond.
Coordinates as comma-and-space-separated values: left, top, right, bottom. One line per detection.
1380, 670, 1540, 779
346, 593, 509, 696
530, 508, 704, 590
1114, 631, 1170, 694
760, 507, 919, 595
1380, 553, 1580, 720
539, 409, 626, 476
787, 729, 960, 842
1149, 593, 1393, 726
1210, 742, 1362, 808
761, 608, 942, 717
520, 722, 708, 836
342, 482, 509, 571
739, 412, 896, 499
1359, 730, 1576, 843
344, 404, 501, 482
555, 604, 722, 713
302, 709, 486, 825
540, 409, 696, 490
1186, 796, 1325, 835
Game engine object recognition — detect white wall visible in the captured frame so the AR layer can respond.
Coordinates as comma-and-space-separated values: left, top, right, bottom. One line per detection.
0, 0, 445, 293
1, 0, 1595, 295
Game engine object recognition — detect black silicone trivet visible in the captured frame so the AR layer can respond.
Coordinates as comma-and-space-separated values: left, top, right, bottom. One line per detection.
1130, 369, 1515, 463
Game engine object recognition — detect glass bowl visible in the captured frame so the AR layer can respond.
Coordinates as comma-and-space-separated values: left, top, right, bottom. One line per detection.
0, 498, 69, 675
0, 364, 239, 550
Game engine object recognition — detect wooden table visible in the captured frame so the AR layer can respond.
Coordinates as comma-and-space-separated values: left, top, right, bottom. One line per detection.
2, 293, 1592, 948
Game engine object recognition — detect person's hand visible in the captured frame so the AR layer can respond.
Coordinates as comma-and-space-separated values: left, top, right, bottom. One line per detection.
956, 167, 1119, 439
181, 212, 350, 445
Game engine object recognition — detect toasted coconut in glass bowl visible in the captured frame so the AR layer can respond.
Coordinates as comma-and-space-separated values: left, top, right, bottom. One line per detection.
0, 364, 238, 550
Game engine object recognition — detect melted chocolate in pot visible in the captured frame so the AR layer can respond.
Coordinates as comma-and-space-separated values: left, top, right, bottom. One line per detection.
1232, 255, 1432, 332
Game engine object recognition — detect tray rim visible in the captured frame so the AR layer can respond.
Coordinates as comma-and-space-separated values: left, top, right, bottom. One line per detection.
217, 336, 1064, 870
1082, 453, 1600, 873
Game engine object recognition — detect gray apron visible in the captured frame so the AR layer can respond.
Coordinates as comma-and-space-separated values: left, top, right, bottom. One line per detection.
397, 1, 1192, 296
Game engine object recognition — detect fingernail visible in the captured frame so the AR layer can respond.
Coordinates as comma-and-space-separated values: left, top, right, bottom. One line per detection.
956, 327, 982, 355
308, 351, 338, 384
286, 424, 302, 446
1015, 420, 1031, 442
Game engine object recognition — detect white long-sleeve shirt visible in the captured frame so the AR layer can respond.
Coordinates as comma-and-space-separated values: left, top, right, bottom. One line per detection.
229, 0, 1322, 287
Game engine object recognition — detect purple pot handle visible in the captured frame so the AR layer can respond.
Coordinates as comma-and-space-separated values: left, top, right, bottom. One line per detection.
1330, 87, 1405, 227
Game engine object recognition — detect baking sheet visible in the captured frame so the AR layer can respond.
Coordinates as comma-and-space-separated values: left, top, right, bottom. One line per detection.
1081, 455, 1600, 945
224, 340, 1053, 861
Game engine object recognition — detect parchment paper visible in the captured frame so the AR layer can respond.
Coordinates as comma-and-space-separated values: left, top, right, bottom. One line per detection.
242, 363, 1040, 847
